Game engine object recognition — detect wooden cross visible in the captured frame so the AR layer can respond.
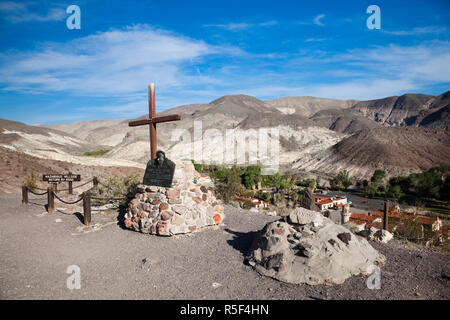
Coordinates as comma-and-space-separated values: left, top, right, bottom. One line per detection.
128, 83, 181, 160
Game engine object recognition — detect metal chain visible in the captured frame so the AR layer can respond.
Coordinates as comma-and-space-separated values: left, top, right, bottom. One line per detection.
28, 189, 48, 196
53, 193, 84, 205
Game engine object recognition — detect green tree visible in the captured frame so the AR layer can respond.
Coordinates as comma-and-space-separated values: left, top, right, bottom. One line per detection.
387, 185, 404, 200
216, 166, 242, 203
371, 170, 387, 185
242, 165, 261, 190
330, 170, 352, 191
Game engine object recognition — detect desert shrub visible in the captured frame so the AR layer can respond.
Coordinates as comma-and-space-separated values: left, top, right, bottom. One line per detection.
273, 192, 285, 206
214, 166, 242, 203
82, 150, 110, 157
240, 199, 253, 210
390, 217, 424, 241
90, 174, 140, 204
256, 190, 272, 203
230, 200, 240, 208
23, 172, 38, 192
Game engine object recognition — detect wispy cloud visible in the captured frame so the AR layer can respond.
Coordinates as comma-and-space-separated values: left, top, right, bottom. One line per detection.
204, 20, 278, 31
304, 38, 327, 42
0, 1, 65, 23
1, 22, 449, 117
313, 14, 325, 26
297, 14, 326, 26
383, 26, 447, 36
0, 25, 236, 96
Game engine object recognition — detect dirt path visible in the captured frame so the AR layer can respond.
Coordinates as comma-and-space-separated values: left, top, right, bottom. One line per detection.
0, 194, 448, 300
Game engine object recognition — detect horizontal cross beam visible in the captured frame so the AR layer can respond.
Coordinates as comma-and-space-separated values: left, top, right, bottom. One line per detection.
128, 115, 181, 127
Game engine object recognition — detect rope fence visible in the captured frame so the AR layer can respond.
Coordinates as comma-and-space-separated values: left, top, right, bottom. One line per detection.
53, 193, 84, 205
21, 176, 126, 226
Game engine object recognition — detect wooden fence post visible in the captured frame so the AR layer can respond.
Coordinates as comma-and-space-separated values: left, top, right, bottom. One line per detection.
68, 181, 73, 194
22, 185, 28, 205
383, 201, 389, 230
47, 186, 55, 214
93, 176, 98, 188
83, 191, 91, 226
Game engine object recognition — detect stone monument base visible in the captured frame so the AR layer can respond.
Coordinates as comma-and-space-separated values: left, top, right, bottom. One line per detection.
125, 160, 224, 236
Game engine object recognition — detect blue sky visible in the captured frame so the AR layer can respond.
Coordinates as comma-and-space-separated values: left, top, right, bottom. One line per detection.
0, 0, 449, 124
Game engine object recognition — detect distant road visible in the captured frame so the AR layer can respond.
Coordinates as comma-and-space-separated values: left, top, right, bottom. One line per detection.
322, 189, 386, 212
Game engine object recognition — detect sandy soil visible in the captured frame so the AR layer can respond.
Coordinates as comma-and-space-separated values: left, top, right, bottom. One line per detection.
0, 193, 448, 300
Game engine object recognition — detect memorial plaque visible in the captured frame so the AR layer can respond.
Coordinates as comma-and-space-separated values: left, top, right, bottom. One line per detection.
143, 151, 175, 187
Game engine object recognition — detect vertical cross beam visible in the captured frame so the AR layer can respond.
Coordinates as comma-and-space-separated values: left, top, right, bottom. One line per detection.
128, 83, 181, 160
148, 83, 157, 160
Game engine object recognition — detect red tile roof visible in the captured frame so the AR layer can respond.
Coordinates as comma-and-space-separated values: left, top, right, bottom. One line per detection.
316, 199, 333, 205
370, 210, 437, 225
348, 220, 366, 225
350, 213, 377, 222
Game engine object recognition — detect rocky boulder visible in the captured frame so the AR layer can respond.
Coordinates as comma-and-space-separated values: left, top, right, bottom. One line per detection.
124, 160, 224, 236
367, 227, 393, 243
246, 209, 386, 285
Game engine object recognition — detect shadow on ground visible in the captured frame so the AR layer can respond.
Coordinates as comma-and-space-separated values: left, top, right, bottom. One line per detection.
224, 228, 260, 258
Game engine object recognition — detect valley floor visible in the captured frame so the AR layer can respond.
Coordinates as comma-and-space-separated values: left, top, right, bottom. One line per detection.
0, 193, 449, 300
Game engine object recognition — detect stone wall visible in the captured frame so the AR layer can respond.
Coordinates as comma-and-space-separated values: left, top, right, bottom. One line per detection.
124, 160, 224, 236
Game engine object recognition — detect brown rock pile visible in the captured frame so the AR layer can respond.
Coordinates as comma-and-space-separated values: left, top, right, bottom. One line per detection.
125, 160, 224, 236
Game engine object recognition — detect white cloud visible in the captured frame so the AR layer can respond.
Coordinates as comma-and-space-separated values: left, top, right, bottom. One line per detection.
0, 25, 234, 96
1, 23, 449, 117
304, 38, 327, 42
313, 14, 325, 26
329, 42, 450, 83
0, 1, 65, 23
383, 26, 447, 36
204, 20, 278, 31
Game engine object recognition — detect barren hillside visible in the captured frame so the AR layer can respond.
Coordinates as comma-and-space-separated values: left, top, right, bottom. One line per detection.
0, 146, 144, 194
266, 96, 358, 117
293, 127, 450, 179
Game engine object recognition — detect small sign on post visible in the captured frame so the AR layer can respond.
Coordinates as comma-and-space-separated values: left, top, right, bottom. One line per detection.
43, 174, 81, 194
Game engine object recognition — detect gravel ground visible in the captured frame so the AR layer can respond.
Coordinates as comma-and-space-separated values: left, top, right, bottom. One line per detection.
0, 193, 449, 300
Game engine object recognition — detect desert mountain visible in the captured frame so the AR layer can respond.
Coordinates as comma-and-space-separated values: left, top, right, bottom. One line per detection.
266, 96, 358, 117
351, 91, 450, 129
293, 127, 450, 179
5, 90, 449, 180
0, 118, 144, 169
40, 119, 123, 140
101, 95, 345, 165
